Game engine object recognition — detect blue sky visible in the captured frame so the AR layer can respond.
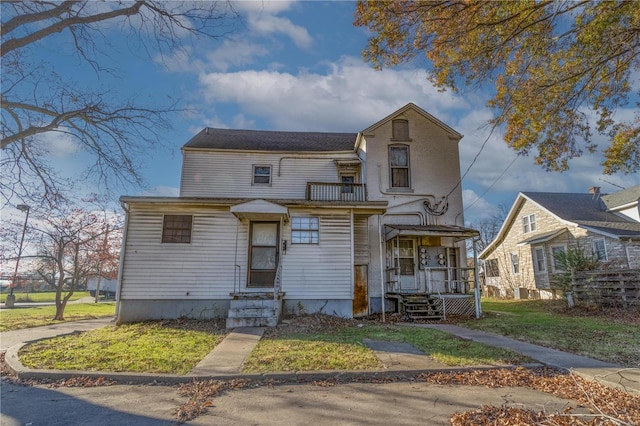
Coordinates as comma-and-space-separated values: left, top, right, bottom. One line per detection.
21, 1, 640, 225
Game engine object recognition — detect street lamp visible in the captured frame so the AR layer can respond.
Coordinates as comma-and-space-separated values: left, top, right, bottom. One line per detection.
6, 204, 30, 306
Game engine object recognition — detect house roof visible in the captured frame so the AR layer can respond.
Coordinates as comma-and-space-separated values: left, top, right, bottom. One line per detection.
184, 128, 358, 152
521, 192, 632, 223
601, 184, 640, 210
360, 103, 463, 140
517, 228, 568, 246
384, 224, 479, 242
480, 190, 640, 259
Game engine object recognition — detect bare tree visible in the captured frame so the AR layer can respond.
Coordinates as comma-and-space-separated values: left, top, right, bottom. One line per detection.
30, 207, 122, 320
1, 1, 238, 207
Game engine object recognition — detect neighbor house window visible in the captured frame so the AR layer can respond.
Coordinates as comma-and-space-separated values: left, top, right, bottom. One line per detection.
341, 175, 355, 194
392, 119, 409, 140
551, 245, 566, 271
389, 145, 410, 188
485, 259, 500, 277
522, 213, 536, 233
533, 246, 546, 273
592, 238, 607, 261
253, 165, 271, 185
162, 215, 192, 243
291, 217, 319, 244
510, 253, 519, 274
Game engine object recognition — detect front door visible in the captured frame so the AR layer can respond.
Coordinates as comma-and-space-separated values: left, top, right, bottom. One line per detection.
248, 222, 279, 287
394, 239, 417, 290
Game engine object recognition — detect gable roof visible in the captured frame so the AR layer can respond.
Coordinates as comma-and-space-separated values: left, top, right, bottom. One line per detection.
184, 128, 357, 152
360, 102, 463, 140
601, 184, 640, 210
480, 190, 640, 258
522, 192, 632, 223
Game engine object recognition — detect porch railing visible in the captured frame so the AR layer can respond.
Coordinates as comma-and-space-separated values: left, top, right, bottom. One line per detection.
386, 267, 475, 294
306, 182, 367, 202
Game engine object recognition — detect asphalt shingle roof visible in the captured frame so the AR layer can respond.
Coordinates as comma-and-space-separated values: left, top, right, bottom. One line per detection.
523, 192, 640, 237
601, 184, 640, 210
184, 128, 358, 152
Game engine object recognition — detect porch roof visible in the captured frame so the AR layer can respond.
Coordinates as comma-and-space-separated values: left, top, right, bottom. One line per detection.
384, 224, 479, 242
230, 199, 289, 221
517, 228, 568, 246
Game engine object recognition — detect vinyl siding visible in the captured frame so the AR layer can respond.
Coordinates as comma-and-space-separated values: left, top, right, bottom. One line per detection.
354, 215, 370, 265
282, 209, 352, 299
180, 150, 359, 199
120, 205, 246, 299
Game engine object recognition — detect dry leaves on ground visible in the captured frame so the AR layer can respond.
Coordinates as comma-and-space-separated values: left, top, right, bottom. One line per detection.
422, 367, 640, 425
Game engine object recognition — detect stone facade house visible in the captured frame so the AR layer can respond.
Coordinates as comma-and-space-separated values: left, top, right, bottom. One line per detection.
479, 186, 640, 299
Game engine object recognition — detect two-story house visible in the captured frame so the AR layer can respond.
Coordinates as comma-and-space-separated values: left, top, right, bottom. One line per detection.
480, 186, 640, 299
115, 103, 480, 326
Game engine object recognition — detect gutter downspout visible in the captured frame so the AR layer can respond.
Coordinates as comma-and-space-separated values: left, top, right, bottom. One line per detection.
115, 202, 130, 324
350, 209, 355, 315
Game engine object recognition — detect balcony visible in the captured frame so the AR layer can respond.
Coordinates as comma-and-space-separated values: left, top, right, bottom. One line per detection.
306, 182, 367, 202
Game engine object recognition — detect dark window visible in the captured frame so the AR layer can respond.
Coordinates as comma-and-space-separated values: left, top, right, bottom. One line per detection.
389, 145, 410, 188
291, 217, 319, 244
341, 175, 355, 194
253, 165, 271, 185
162, 215, 192, 243
392, 119, 409, 140
511, 253, 519, 274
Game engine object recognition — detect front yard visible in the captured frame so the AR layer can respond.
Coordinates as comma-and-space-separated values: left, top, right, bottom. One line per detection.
464, 298, 640, 366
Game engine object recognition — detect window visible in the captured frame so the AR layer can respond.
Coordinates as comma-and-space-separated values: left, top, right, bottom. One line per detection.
592, 238, 608, 261
533, 247, 546, 273
253, 165, 271, 185
341, 175, 355, 194
162, 215, 192, 243
485, 259, 500, 277
551, 245, 566, 271
522, 213, 536, 233
392, 119, 409, 140
291, 217, 319, 244
389, 145, 410, 188
510, 253, 519, 274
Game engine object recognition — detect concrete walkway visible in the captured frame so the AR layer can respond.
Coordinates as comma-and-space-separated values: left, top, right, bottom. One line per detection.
2, 319, 638, 395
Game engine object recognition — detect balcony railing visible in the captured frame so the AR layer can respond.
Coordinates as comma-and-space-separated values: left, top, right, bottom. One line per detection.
306, 182, 367, 202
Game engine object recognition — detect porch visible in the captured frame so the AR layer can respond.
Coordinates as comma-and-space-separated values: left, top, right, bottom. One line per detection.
383, 224, 480, 320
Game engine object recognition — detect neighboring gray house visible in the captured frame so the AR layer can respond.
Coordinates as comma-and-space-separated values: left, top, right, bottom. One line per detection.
116, 103, 479, 326
480, 186, 640, 298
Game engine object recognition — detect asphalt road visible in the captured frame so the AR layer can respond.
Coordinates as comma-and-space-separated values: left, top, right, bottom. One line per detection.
1, 379, 582, 425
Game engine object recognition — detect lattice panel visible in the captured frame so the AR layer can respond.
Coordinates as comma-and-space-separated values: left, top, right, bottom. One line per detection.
440, 296, 475, 318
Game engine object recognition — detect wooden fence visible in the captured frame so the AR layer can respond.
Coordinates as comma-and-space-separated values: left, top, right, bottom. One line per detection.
571, 269, 640, 308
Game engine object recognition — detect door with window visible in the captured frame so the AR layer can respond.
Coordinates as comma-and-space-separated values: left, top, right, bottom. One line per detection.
248, 222, 279, 287
394, 239, 417, 290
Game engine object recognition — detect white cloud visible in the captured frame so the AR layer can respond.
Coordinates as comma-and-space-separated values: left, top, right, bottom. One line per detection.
233, 1, 312, 48
198, 56, 467, 131
36, 131, 81, 158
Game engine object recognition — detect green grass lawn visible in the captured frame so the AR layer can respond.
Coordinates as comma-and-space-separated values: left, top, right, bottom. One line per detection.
0, 291, 92, 303
0, 303, 115, 331
19, 321, 224, 374
464, 298, 640, 366
243, 323, 531, 373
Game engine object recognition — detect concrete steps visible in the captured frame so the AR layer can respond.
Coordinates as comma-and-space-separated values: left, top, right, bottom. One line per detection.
226, 293, 283, 329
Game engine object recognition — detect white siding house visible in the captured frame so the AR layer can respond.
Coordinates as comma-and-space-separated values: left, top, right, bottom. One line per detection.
116, 104, 479, 326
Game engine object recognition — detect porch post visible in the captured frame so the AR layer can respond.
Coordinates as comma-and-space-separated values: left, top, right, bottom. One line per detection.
473, 238, 481, 319
378, 215, 386, 322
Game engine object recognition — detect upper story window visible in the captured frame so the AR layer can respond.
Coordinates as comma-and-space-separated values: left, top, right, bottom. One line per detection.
592, 238, 607, 261
389, 145, 410, 188
392, 119, 410, 140
162, 215, 192, 243
341, 175, 355, 194
522, 213, 536, 233
291, 217, 319, 244
253, 165, 271, 185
